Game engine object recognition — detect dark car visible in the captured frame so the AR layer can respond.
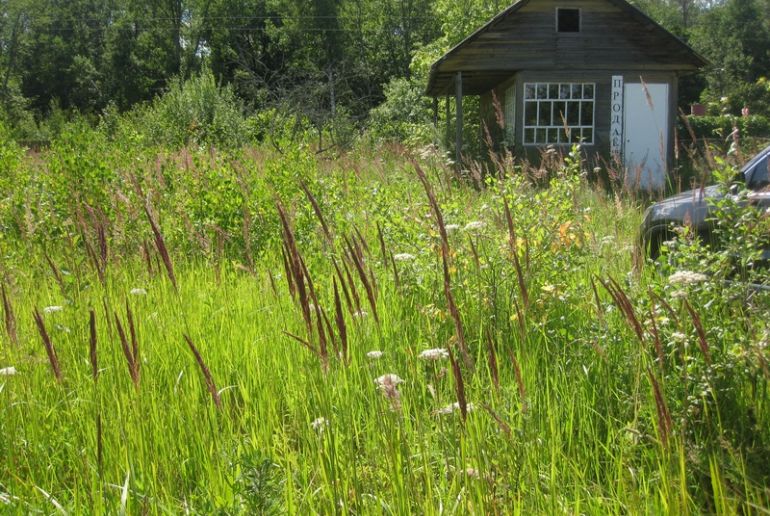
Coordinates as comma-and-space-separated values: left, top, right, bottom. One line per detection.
640, 144, 770, 260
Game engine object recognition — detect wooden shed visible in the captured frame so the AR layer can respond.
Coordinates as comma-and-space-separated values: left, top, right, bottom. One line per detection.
425, 0, 707, 190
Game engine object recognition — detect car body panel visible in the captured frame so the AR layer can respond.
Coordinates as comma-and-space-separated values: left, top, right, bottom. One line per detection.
640, 144, 770, 259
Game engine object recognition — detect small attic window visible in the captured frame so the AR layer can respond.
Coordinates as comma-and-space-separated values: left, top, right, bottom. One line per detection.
557, 8, 580, 32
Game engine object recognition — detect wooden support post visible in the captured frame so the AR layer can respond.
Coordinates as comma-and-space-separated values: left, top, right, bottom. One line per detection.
432, 97, 438, 128
455, 72, 463, 169
445, 95, 451, 147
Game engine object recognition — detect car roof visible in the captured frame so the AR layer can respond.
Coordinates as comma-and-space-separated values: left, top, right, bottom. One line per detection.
742, 143, 770, 176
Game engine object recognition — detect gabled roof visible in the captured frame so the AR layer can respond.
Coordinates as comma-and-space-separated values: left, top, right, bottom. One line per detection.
426, 0, 708, 96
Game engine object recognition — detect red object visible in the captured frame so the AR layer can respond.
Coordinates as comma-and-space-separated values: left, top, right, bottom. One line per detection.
690, 103, 706, 116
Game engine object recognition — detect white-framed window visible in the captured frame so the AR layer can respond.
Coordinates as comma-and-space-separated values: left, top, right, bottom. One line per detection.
504, 84, 516, 145
522, 82, 595, 145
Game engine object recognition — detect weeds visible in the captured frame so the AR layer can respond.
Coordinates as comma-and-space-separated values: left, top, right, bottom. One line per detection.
0, 131, 767, 513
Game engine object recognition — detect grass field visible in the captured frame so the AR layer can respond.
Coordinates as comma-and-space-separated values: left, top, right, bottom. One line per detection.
0, 131, 769, 513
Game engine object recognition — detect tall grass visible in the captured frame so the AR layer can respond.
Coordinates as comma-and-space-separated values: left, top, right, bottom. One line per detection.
0, 127, 768, 512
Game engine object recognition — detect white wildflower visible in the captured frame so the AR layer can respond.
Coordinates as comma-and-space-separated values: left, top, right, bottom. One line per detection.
375, 373, 403, 389
366, 350, 384, 360
353, 310, 368, 319
670, 290, 688, 300
445, 224, 460, 232
464, 468, 480, 479
463, 221, 485, 232
668, 270, 707, 285
375, 373, 403, 410
43, 306, 63, 314
435, 402, 475, 415
311, 417, 329, 433
0, 367, 17, 376
418, 348, 449, 361
130, 288, 147, 296
393, 253, 416, 262
670, 332, 687, 341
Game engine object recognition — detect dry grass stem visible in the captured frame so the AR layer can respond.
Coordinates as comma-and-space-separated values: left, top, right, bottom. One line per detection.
599, 277, 645, 345
415, 161, 472, 368
89, 309, 98, 382
33, 308, 62, 383
684, 301, 712, 365
299, 179, 333, 244
344, 236, 379, 325
143, 203, 178, 292
503, 199, 530, 309
485, 329, 500, 392
115, 310, 140, 389
184, 334, 222, 409
647, 367, 673, 446
447, 345, 468, 422
333, 279, 348, 363
1, 283, 18, 346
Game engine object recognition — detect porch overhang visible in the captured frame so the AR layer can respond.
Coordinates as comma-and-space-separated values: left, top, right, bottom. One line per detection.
426, 69, 514, 97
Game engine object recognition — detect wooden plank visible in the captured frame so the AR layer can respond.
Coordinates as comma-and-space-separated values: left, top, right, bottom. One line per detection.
445, 96, 451, 145
456, 72, 463, 168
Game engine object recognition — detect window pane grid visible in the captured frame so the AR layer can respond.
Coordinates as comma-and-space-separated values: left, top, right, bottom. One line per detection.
523, 82, 595, 145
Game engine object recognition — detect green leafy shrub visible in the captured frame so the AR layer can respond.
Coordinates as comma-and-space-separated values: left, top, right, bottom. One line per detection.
143, 70, 249, 149
682, 114, 770, 139
368, 77, 435, 145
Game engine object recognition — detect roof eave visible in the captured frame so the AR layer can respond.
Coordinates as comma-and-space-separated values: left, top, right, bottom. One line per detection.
426, 0, 530, 97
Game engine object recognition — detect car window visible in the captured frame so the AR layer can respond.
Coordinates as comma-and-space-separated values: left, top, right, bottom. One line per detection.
747, 154, 770, 190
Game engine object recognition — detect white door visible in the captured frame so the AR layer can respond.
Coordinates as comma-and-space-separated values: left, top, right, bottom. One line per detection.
623, 83, 668, 191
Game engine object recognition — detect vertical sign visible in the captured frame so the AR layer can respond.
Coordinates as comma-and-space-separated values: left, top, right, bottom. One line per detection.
610, 75, 624, 158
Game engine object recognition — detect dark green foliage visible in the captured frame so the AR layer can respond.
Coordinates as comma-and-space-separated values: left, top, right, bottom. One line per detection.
368, 77, 435, 142
681, 114, 770, 139
142, 70, 249, 148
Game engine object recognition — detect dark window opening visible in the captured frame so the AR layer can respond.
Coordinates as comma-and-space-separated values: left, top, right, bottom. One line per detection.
557, 8, 580, 32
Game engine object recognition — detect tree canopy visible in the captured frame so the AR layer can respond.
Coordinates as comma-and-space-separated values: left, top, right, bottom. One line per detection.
0, 0, 768, 133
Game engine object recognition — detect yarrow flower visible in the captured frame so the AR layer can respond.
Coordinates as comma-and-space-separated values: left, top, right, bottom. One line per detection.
0, 366, 17, 376
393, 253, 416, 262
43, 306, 63, 314
375, 373, 403, 410
445, 224, 460, 233
353, 310, 368, 319
366, 350, 384, 360
463, 221, 485, 232
435, 402, 475, 415
668, 270, 707, 285
130, 288, 147, 296
670, 332, 687, 341
375, 373, 403, 389
670, 289, 688, 300
311, 417, 329, 433
418, 348, 449, 361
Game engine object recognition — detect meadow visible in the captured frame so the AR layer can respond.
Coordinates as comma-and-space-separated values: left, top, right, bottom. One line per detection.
0, 122, 769, 514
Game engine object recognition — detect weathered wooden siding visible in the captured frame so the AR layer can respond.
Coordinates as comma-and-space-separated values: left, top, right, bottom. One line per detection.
428, 0, 702, 96
479, 77, 516, 152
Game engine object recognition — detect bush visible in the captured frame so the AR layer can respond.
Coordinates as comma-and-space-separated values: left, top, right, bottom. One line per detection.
143, 70, 249, 149
682, 114, 770, 139
368, 77, 435, 145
